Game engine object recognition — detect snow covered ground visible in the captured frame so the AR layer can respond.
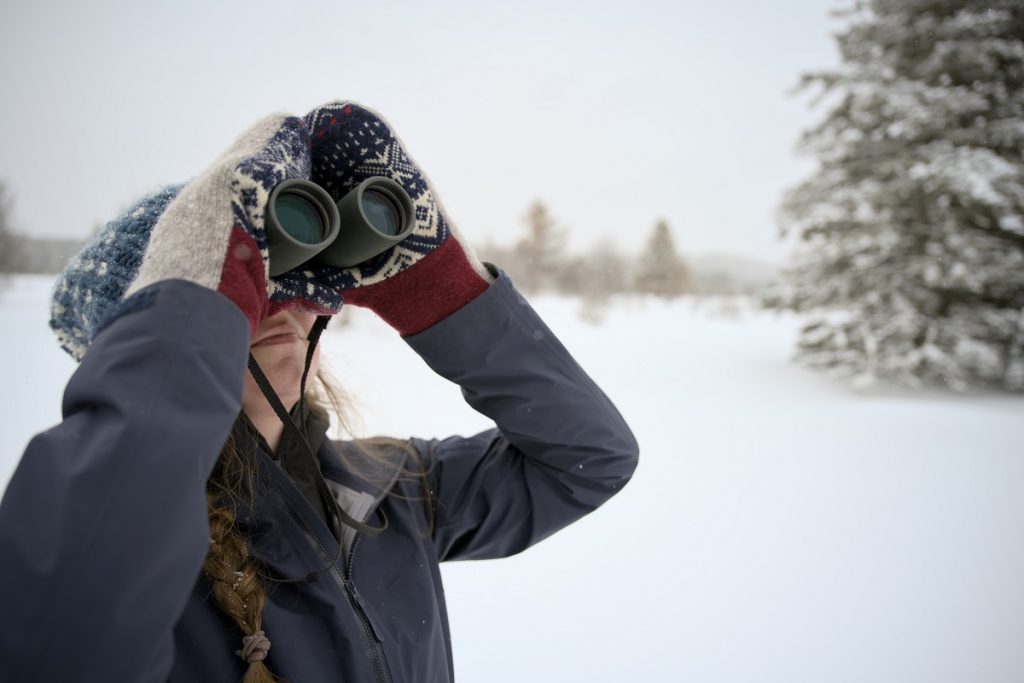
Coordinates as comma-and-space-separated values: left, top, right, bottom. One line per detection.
2, 274, 1022, 682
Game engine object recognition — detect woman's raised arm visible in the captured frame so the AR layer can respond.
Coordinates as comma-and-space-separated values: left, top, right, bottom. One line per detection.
405, 266, 639, 561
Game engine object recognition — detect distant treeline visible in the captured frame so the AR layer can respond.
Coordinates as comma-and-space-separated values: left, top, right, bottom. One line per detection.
3, 237, 86, 275
478, 199, 776, 300
0, 183, 775, 299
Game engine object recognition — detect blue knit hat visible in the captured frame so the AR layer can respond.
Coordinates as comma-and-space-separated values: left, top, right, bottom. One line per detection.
50, 184, 185, 361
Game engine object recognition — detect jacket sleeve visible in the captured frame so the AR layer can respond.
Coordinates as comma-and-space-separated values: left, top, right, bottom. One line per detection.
403, 264, 639, 562
0, 279, 249, 682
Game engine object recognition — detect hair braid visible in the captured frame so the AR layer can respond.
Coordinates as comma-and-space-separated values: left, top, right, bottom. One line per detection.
200, 367, 434, 682
204, 435, 279, 683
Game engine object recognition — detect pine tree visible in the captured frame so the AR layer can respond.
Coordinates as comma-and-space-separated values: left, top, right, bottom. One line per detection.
633, 218, 690, 299
512, 199, 568, 294
776, 0, 1024, 391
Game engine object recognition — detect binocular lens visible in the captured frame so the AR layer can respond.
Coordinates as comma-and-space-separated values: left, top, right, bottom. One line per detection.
362, 189, 403, 237
276, 193, 328, 244
266, 176, 414, 276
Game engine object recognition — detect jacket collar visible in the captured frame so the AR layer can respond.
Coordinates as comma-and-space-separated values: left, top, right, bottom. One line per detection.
229, 407, 408, 549
231, 406, 408, 501
232, 403, 329, 464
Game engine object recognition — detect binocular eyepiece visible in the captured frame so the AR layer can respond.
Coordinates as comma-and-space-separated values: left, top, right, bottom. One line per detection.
265, 177, 416, 276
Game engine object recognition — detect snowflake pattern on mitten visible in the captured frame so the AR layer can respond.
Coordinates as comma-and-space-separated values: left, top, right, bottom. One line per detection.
301, 101, 479, 289
232, 122, 344, 317
295, 101, 493, 335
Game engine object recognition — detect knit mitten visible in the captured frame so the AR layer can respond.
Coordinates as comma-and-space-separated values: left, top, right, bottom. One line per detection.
50, 114, 345, 360
301, 101, 494, 336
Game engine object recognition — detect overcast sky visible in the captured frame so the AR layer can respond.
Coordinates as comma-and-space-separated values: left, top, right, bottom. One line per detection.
0, 0, 842, 264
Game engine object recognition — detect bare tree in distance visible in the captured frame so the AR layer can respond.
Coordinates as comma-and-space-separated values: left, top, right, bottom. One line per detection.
510, 199, 569, 295
0, 181, 22, 281
558, 239, 630, 323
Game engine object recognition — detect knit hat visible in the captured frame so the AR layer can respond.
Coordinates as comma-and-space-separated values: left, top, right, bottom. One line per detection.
50, 184, 185, 361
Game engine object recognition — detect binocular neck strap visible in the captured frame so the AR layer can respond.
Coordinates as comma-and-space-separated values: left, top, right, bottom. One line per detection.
245, 315, 388, 541
299, 316, 331, 398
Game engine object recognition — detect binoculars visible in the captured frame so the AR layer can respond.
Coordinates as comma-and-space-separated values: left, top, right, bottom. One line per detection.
265, 176, 416, 276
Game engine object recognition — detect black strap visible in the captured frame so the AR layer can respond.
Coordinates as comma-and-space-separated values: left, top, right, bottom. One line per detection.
246, 352, 387, 540
244, 314, 394, 585
300, 316, 330, 398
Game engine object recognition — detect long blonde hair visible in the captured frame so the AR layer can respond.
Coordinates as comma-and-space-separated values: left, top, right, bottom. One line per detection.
203, 366, 432, 683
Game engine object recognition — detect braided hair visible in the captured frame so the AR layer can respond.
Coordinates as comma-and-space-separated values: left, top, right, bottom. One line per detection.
202, 369, 432, 681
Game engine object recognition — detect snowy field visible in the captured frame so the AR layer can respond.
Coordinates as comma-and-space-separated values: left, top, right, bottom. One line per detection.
2, 273, 1022, 683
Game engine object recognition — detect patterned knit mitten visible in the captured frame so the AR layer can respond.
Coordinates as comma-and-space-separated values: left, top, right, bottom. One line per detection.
50, 113, 345, 360
301, 101, 495, 336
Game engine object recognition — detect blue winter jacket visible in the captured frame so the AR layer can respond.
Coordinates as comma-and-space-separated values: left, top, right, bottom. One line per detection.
0, 265, 639, 682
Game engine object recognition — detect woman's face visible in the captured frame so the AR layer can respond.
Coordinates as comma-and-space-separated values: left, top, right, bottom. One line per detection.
242, 309, 322, 413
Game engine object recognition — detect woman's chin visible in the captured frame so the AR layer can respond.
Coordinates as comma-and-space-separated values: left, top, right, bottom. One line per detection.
244, 340, 320, 413
246, 353, 306, 399
242, 374, 302, 413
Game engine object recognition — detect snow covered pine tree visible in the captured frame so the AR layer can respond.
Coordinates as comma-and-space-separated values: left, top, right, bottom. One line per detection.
774, 0, 1024, 391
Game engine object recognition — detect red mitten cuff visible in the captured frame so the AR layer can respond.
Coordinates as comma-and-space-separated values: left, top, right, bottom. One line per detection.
217, 226, 271, 336
342, 237, 492, 336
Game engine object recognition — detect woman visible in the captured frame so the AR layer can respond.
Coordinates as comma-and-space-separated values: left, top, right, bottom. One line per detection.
0, 101, 639, 682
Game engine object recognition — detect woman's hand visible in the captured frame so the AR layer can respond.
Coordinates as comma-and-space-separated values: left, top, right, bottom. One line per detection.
125, 113, 318, 331
51, 113, 347, 359
300, 101, 495, 336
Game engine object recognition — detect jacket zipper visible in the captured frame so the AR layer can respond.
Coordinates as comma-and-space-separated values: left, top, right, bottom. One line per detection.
268, 480, 391, 683
344, 534, 389, 681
